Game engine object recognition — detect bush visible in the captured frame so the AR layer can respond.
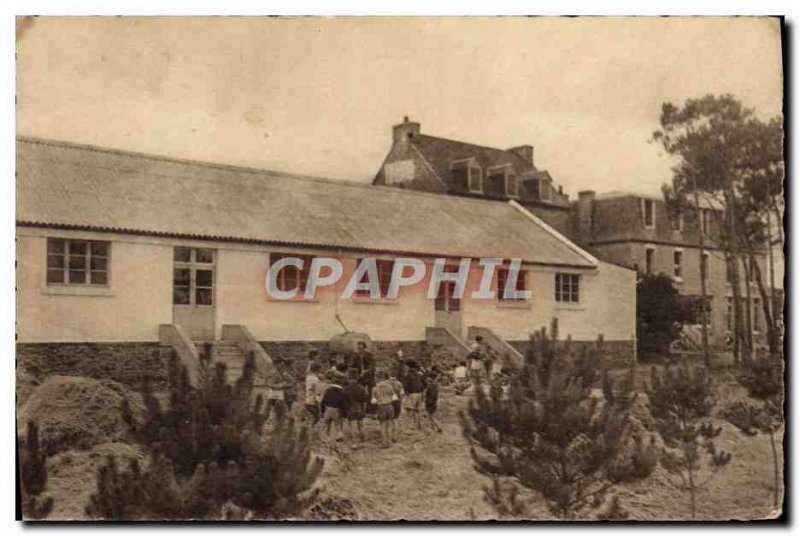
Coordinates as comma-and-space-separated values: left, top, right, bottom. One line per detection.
647, 363, 731, 518
637, 274, 693, 357
19, 376, 145, 456
20, 421, 54, 519
86, 353, 323, 520
461, 329, 657, 519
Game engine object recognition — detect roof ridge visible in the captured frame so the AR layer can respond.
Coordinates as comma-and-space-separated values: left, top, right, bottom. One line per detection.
16, 135, 520, 208
414, 133, 531, 167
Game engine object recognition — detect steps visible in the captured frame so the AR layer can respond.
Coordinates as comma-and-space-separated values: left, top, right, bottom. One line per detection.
194, 340, 268, 388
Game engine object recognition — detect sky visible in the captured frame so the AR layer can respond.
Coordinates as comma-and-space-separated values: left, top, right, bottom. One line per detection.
16, 16, 783, 197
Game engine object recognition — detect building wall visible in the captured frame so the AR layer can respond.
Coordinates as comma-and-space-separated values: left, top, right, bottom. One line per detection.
17, 228, 174, 343
17, 227, 636, 350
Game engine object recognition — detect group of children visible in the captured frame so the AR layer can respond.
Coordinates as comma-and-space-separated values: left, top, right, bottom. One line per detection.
303, 345, 443, 448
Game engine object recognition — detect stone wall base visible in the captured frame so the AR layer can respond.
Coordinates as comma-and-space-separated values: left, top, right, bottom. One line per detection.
16, 342, 170, 391
17, 338, 637, 391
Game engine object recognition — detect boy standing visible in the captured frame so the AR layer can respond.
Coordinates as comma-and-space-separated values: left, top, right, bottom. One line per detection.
387, 371, 405, 436
371, 371, 397, 447
304, 361, 323, 424
320, 370, 345, 441
424, 368, 443, 433
342, 368, 368, 444
453, 360, 469, 395
402, 360, 427, 430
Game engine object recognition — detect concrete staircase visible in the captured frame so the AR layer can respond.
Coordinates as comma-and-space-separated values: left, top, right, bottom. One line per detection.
467, 326, 525, 370
195, 340, 253, 384
426, 326, 471, 362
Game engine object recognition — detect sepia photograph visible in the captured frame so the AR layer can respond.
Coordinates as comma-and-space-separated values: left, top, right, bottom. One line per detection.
14, 14, 786, 522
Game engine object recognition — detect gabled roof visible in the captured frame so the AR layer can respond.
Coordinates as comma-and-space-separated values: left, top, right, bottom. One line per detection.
410, 134, 535, 186
16, 137, 595, 268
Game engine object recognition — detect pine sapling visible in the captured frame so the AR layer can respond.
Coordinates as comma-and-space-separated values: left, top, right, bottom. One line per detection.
647, 363, 732, 518
20, 421, 54, 519
723, 354, 783, 509
462, 330, 657, 519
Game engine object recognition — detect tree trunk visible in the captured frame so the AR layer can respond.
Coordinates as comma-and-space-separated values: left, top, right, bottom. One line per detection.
750, 256, 777, 355
725, 189, 744, 366
687, 463, 697, 518
693, 190, 710, 368
742, 256, 753, 356
769, 429, 780, 509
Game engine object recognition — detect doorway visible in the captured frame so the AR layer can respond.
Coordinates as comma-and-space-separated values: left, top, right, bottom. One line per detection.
172, 246, 216, 340
434, 280, 463, 338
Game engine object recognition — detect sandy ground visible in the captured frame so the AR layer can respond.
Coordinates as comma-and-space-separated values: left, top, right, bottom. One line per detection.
312, 373, 784, 521
28, 366, 784, 521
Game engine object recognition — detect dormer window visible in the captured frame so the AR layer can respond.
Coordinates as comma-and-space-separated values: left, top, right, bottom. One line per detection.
486, 165, 518, 198
506, 174, 519, 198
539, 178, 551, 201
468, 167, 483, 193
451, 159, 483, 193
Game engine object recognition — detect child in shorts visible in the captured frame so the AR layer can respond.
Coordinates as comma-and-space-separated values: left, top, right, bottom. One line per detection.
371, 370, 398, 447
424, 368, 443, 433
342, 368, 368, 444
320, 370, 345, 441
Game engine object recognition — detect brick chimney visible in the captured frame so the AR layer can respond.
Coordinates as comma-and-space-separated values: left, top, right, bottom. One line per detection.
393, 116, 421, 146
577, 190, 596, 244
508, 145, 534, 167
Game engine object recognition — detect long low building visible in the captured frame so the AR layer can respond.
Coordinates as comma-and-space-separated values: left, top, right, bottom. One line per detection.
16, 137, 636, 377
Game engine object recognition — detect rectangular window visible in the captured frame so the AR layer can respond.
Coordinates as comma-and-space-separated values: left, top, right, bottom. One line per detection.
700, 208, 712, 235
47, 238, 110, 286
270, 253, 313, 294
642, 199, 655, 229
354, 259, 395, 298
497, 267, 528, 301
701, 252, 709, 282
555, 273, 580, 303
173, 247, 215, 305
753, 298, 761, 332
468, 167, 483, 193
645, 247, 655, 275
726, 297, 733, 331
506, 174, 519, 198
539, 179, 551, 201
673, 250, 683, 279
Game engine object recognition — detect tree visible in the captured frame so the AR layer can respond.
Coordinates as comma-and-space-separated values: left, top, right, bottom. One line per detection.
637, 273, 693, 358
20, 421, 54, 519
653, 94, 784, 362
461, 329, 657, 519
88, 352, 323, 520
646, 363, 731, 518
723, 354, 783, 509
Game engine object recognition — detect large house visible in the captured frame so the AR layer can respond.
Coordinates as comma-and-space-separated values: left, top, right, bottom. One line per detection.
373, 118, 769, 350
575, 190, 769, 348
16, 137, 636, 383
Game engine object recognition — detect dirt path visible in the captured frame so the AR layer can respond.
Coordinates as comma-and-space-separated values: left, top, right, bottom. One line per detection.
312, 390, 502, 521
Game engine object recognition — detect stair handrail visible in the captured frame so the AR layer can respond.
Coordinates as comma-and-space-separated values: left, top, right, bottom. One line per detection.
466, 326, 525, 370
220, 324, 274, 380
159, 324, 201, 387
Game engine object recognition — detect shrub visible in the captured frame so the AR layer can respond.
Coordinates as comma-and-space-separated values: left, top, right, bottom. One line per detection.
637, 274, 693, 357
86, 353, 323, 520
647, 363, 731, 518
461, 329, 657, 519
20, 421, 54, 519
723, 355, 783, 509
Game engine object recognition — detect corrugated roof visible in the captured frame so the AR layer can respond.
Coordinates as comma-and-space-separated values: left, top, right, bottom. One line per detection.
16, 137, 595, 268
